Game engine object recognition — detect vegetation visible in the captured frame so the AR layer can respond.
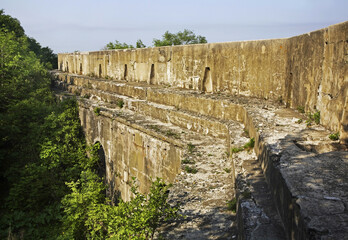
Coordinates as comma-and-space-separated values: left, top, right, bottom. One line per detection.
104, 29, 207, 50
182, 158, 195, 164
153, 29, 207, 47
184, 166, 198, 174
306, 111, 320, 127
0, 11, 180, 239
297, 106, 305, 113
0, 9, 57, 69
329, 132, 340, 141
187, 143, 195, 153
231, 138, 255, 154
94, 107, 101, 116
226, 198, 237, 212
116, 99, 124, 108
104, 39, 147, 50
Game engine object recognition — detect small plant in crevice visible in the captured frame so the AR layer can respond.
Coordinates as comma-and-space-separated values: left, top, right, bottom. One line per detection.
184, 165, 198, 174
116, 99, 124, 108
165, 130, 180, 139
297, 106, 305, 113
227, 198, 237, 212
148, 125, 160, 132
94, 107, 101, 116
242, 128, 249, 137
231, 138, 255, 154
231, 146, 244, 153
182, 158, 195, 164
187, 143, 195, 153
305, 110, 320, 127
243, 138, 255, 150
313, 111, 320, 124
296, 118, 303, 124
329, 132, 340, 141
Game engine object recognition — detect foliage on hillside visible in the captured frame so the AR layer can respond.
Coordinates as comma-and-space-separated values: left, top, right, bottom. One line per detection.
0, 9, 57, 69
0, 10, 179, 239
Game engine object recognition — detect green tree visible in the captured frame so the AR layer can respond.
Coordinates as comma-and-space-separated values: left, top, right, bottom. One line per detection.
136, 39, 146, 48
104, 40, 134, 50
0, 9, 57, 69
153, 29, 207, 47
0, 9, 24, 38
61, 174, 180, 240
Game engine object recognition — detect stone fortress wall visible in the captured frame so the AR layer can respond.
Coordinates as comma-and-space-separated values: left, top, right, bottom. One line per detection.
58, 21, 348, 142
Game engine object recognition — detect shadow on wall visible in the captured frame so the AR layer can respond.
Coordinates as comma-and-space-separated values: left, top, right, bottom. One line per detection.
95, 141, 120, 205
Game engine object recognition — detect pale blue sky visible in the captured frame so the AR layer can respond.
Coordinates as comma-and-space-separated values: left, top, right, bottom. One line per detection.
1, 0, 347, 53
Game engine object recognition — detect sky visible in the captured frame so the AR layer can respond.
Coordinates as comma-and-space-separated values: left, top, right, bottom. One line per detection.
1, 0, 347, 53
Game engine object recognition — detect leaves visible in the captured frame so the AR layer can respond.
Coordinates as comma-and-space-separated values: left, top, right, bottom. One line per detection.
153, 29, 207, 47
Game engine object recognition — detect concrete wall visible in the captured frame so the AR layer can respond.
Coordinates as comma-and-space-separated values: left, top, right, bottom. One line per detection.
78, 102, 182, 201
58, 21, 348, 142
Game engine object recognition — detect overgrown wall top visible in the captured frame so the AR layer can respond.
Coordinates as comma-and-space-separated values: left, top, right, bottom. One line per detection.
58, 21, 348, 141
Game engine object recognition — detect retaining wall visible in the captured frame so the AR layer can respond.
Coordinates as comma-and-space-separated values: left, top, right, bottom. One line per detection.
58, 21, 348, 143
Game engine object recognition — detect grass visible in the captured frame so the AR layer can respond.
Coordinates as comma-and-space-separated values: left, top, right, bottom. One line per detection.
306, 110, 320, 127
296, 118, 303, 124
116, 99, 124, 108
231, 138, 255, 154
187, 143, 195, 153
297, 106, 305, 113
227, 198, 237, 212
148, 125, 160, 132
83, 94, 90, 99
243, 138, 255, 150
94, 107, 101, 116
165, 130, 180, 139
313, 111, 320, 124
223, 168, 231, 173
184, 166, 198, 174
182, 158, 195, 164
231, 146, 244, 153
329, 132, 340, 141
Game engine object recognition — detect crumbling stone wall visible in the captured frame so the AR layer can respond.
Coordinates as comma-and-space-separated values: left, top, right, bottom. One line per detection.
78, 102, 182, 201
58, 21, 348, 142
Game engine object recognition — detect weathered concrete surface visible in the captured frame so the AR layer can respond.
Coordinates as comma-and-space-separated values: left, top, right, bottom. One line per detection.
78, 99, 183, 201
58, 21, 348, 143
53, 71, 348, 239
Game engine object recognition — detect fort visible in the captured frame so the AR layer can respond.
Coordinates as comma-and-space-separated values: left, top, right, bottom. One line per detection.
52, 21, 347, 239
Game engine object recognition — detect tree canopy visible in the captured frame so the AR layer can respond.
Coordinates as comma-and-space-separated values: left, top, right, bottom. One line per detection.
153, 29, 207, 47
0, 9, 57, 69
104, 29, 207, 50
